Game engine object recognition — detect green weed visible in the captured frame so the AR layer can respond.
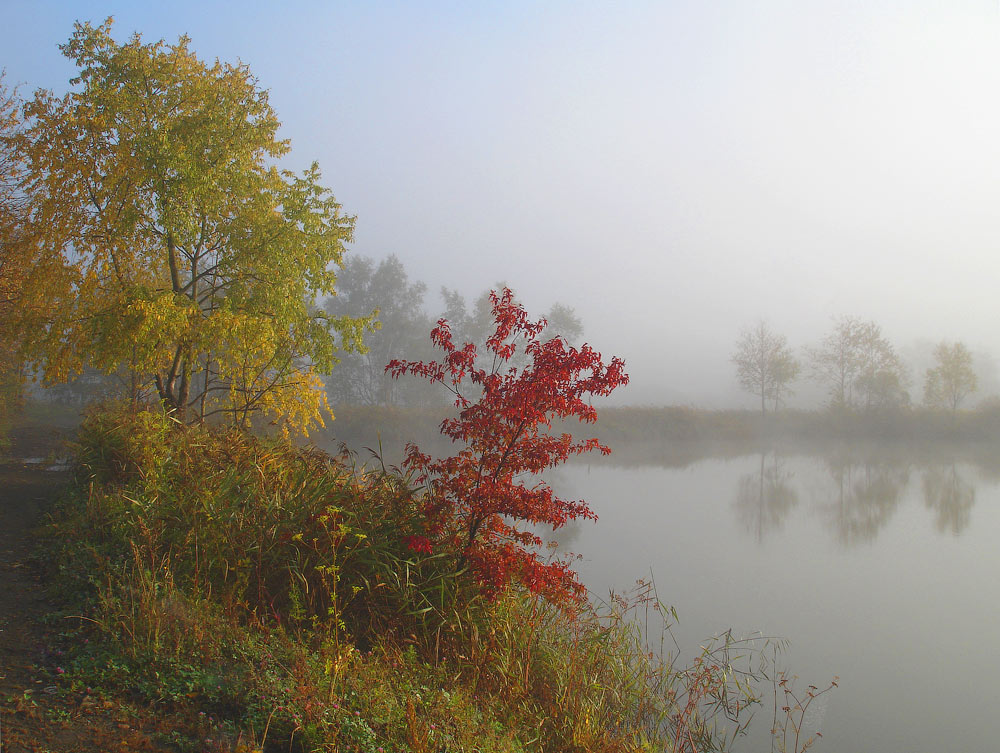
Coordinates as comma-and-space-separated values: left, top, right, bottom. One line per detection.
45, 406, 831, 752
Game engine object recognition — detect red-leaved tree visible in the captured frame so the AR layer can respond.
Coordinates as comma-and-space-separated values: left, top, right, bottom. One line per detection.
386, 288, 629, 602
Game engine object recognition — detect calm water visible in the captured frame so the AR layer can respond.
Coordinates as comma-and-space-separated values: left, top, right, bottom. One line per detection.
546, 448, 1000, 753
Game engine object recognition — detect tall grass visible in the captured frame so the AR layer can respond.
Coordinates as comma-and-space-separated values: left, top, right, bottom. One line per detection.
591, 404, 1000, 444
48, 406, 828, 752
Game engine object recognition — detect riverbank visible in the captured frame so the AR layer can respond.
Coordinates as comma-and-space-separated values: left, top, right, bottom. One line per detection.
0, 422, 192, 752
0, 406, 817, 752
311, 404, 1000, 476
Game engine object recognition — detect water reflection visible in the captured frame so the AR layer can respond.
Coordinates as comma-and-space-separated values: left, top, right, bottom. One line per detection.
922, 463, 975, 535
590, 443, 991, 547
732, 452, 798, 542
819, 454, 909, 546
332, 427, 990, 550
551, 447, 1000, 753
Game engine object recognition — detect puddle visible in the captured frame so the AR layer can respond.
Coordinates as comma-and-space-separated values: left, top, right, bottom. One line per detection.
17, 457, 71, 471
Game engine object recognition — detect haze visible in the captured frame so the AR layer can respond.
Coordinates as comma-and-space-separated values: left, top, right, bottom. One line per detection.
8, 1, 999, 406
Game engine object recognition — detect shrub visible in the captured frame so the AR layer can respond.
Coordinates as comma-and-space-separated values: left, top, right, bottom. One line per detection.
387, 288, 629, 602
48, 406, 832, 752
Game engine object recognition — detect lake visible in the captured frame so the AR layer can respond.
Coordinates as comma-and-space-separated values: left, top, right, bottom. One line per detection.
545, 445, 1000, 753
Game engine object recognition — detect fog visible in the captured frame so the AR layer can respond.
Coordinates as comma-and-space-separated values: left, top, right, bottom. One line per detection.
9, 1, 1000, 407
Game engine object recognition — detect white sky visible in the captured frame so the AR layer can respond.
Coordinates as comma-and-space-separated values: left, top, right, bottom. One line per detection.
7, 1, 1000, 405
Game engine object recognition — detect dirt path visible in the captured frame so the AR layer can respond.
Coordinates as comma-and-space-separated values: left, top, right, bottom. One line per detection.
0, 426, 179, 753
0, 459, 74, 752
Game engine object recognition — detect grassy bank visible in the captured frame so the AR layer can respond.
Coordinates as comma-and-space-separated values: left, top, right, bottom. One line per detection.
314, 404, 1000, 457
592, 405, 1000, 443
40, 407, 816, 753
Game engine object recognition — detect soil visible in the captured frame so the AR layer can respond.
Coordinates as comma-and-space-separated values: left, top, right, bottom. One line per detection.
0, 422, 185, 752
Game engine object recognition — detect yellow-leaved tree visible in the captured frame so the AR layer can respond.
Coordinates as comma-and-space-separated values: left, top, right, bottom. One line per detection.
19, 21, 370, 432
0, 75, 26, 446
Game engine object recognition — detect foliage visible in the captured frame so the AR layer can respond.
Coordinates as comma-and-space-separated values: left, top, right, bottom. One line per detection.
52, 407, 516, 748
439, 286, 500, 352
18, 21, 368, 433
544, 302, 585, 347
924, 340, 977, 416
441, 285, 585, 353
315, 257, 586, 410
0, 73, 29, 322
469, 581, 781, 753
808, 316, 907, 412
63, 406, 449, 642
319, 251, 585, 409
731, 321, 799, 415
0, 365, 22, 453
45, 406, 838, 753
324, 254, 436, 406
0, 73, 32, 448
387, 288, 628, 602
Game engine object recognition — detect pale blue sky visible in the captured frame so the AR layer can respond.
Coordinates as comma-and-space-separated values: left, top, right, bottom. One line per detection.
8, 1, 1000, 404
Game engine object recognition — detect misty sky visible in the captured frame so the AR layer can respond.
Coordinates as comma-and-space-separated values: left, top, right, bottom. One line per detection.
7, 1, 1000, 406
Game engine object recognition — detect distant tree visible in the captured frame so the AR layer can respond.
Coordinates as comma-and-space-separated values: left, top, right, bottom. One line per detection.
924, 341, 977, 416
18, 22, 368, 432
809, 317, 906, 412
853, 321, 908, 411
43, 366, 127, 406
808, 317, 865, 409
544, 302, 584, 346
440, 286, 497, 353
731, 321, 799, 416
440, 285, 584, 357
325, 254, 433, 405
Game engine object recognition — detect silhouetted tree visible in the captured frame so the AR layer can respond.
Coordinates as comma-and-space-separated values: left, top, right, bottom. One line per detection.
440, 285, 584, 368
325, 254, 433, 405
544, 302, 584, 346
924, 341, 977, 416
731, 321, 799, 416
809, 317, 907, 412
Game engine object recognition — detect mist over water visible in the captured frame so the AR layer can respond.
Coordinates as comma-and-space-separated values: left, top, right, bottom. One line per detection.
547, 445, 1000, 753
9, 1, 1000, 408
8, 3, 1000, 750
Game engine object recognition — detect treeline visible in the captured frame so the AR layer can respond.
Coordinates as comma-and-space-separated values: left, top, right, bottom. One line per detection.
321, 253, 584, 407
0, 16, 591, 435
312, 405, 1000, 470
732, 318, 983, 417
1, 18, 993, 444
15, 252, 587, 417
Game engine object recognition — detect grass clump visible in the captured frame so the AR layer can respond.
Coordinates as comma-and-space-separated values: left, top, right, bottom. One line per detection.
46, 406, 807, 752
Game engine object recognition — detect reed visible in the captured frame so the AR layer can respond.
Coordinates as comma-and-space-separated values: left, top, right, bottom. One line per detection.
47, 405, 830, 752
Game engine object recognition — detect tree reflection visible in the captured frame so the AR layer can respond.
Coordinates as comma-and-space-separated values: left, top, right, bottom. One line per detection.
820, 455, 908, 546
733, 452, 799, 542
922, 463, 975, 535
539, 467, 583, 551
